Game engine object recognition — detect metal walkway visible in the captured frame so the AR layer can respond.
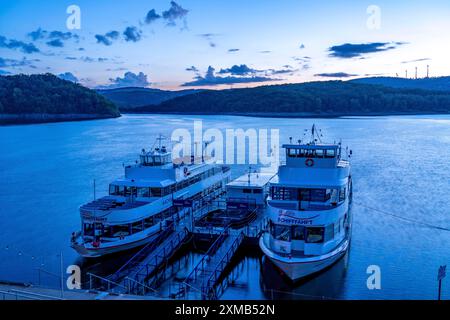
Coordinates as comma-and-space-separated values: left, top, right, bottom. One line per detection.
178, 228, 245, 300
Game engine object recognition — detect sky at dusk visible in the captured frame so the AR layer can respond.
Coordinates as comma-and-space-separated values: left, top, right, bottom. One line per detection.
1, 0, 450, 90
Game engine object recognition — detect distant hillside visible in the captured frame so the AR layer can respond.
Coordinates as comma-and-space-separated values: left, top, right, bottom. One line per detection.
0, 74, 120, 124
131, 81, 450, 117
97, 87, 201, 109
351, 76, 450, 92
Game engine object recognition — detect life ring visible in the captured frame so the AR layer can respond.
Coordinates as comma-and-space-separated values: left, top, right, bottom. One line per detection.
305, 158, 314, 167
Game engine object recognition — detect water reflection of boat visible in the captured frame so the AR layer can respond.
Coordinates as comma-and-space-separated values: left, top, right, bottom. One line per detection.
259, 248, 349, 300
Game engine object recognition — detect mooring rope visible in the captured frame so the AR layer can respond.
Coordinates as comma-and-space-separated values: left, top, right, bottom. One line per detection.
354, 202, 450, 232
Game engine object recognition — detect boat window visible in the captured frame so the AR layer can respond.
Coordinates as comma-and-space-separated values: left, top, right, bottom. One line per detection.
131, 221, 143, 234
243, 189, 252, 194
109, 185, 125, 196
305, 227, 324, 243
83, 223, 94, 236
288, 149, 296, 157
272, 224, 291, 242
292, 225, 305, 241
253, 189, 263, 194
111, 225, 130, 238
325, 224, 334, 242
310, 189, 327, 202
316, 149, 324, 158
137, 187, 150, 197
339, 187, 346, 202
325, 149, 336, 158
150, 188, 162, 197
144, 216, 154, 228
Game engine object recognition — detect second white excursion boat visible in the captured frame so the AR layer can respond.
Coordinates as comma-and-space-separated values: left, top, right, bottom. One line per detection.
259, 125, 353, 281
71, 139, 231, 258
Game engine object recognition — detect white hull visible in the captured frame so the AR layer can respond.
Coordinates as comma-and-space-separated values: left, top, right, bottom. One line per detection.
259, 235, 350, 281
72, 232, 159, 258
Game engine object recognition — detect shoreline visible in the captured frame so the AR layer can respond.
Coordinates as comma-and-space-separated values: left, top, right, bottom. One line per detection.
122, 111, 449, 119
0, 113, 121, 126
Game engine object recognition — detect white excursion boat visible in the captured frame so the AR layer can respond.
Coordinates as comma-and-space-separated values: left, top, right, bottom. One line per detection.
71, 139, 231, 258
259, 125, 353, 281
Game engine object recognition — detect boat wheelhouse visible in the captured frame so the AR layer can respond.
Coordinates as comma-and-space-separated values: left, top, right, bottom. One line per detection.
259, 125, 352, 281
71, 142, 231, 258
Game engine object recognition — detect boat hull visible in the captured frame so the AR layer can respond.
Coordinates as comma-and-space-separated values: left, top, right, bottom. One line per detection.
71, 232, 159, 258
259, 236, 350, 282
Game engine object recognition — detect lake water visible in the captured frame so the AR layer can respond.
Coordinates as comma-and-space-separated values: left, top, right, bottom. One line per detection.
1, 114, 449, 300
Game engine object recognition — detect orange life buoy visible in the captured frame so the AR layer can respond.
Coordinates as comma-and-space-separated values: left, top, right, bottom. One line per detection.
305, 158, 314, 167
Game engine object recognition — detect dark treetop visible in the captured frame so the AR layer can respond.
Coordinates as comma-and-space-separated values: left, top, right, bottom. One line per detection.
0, 73, 120, 117
131, 81, 450, 116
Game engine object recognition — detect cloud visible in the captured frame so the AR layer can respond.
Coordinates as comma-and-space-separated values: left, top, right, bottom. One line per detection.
268, 66, 298, 75
28, 28, 47, 41
182, 66, 276, 87
27, 29, 79, 47
228, 48, 240, 53
328, 42, 405, 58
123, 26, 142, 42
314, 72, 358, 78
145, 9, 161, 24
81, 56, 109, 63
162, 1, 189, 26
46, 39, 64, 47
0, 35, 40, 54
0, 57, 38, 68
199, 33, 219, 48
218, 64, 257, 75
186, 66, 199, 73
260, 51, 271, 54
95, 31, 120, 46
58, 72, 79, 83
48, 31, 79, 41
0, 69, 11, 75
100, 71, 151, 89
401, 58, 431, 64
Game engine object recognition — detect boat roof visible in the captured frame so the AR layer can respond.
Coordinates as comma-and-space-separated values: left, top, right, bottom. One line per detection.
227, 172, 275, 189
282, 143, 339, 150
111, 178, 175, 188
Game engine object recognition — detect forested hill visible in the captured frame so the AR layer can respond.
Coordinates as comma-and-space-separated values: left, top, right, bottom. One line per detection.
0, 74, 120, 124
351, 76, 450, 92
97, 87, 202, 109
132, 81, 450, 116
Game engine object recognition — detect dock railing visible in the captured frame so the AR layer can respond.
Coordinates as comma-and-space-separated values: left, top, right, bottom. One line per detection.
202, 231, 245, 300
108, 220, 176, 283
87, 273, 128, 294
183, 228, 230, 285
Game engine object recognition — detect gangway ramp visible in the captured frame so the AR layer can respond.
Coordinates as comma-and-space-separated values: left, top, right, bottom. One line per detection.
180, 229, 245, 300
101, 221, 190, 295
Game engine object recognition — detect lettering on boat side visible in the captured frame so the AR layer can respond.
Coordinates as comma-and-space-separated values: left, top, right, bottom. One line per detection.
276, 211, 319, 225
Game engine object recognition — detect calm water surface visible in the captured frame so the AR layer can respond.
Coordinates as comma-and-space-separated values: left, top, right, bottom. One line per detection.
1, 114, 449, 299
